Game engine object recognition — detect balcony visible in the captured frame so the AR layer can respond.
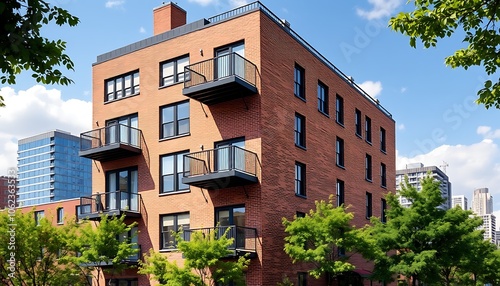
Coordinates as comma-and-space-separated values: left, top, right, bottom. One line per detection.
77, 191, 142, 221
183, 52, 258, 105
184, 226, 257, 258
79, 124, 142, 162
182, 146, 259, 190
79, 245, 142, 268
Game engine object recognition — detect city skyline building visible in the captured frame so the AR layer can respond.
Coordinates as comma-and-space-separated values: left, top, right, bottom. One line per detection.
0, 176, 9, 209
452, 195, 468, 210
478, 214, 496, 244
472, 187, 493, 216
396, 163, 452, 210
17, 130, 92, 207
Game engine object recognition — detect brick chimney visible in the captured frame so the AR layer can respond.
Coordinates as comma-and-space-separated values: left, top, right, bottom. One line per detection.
153, 2, 187, 35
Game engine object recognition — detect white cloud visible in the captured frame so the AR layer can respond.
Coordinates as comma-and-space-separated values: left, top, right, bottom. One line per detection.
105, 0, 125, 8
358, 80, 382, 98
0, 85, 91, 175
357, 0, 403, 20
188, 0, 219, 6
229, 0, 249, 8
477, 125, 500, 139
397, 140, 500, 215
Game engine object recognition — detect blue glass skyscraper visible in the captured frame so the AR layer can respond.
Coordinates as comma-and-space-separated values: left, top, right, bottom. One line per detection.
17, 130, 92, 206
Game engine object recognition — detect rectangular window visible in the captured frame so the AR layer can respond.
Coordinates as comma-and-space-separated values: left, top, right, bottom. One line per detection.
366, 192, 372, 219
365, 154, 372, 181
380, 127, 387, 153
35, 210, 44, 225
106, 167, 139, 211
57, 207, 64, 224
161, 101, 190, 139
336, 137, 344, 168
295, 162, 306, 197
161, 151, 189, 194
160, 55, 189, 86
336, 95, 344, 125
365, 116, 372, 143
298, 272, 307, 286
336, 179, 345, 207
294, 113, 306, 148
105, 70, 140, 102
381, 163, 387, 188
381, 198, 387, 223
294, 64, 305, 100
161, 213, 190, 249
106, 113, 139, 147
296, 211, 306, 218
317, 81, 329, 115
355, 109, 362, 136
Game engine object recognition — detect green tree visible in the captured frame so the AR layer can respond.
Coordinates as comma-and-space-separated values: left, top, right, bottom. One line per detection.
0, 0, 79, 106
0, 210, 89, 285
282, 196, 380, 280
390, 0, 500, 109
139, 228, 249, 286
71, 214, 139, 286
371, 175, 498, 286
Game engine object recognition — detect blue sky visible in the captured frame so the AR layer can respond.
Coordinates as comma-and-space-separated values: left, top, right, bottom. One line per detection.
1, 0, 499, 214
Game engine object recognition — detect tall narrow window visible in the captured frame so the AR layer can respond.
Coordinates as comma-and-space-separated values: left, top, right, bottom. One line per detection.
336, 137, 344, 168
35, 210, 44, 225
295, 162, 306, 197
317, 81, 329, 115
294, 113, 306, 148
381, 198, 387, 223
355, 109, 362, 136
365, 116, 372, 143
57, 207, 64, 224
160, 55, 189, 86
294, 64, 305, 100
380, 127, 387, 153
365, 154, 372, 181
366, 192, 372, 219
381, 163, 387, 188
106, 167, 139, 212
336, 179, 345, 207
161, 151, 189, 194
161, 101, 190, 139
105, 70, 140, 102
161, 213, 190, 249
298, 272, 307, 286
336, 95, 344, 125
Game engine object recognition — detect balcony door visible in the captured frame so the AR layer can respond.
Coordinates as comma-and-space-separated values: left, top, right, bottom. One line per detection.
215, 138, 245, 172
215, 42, 244, 80
216, 205, 245, 248
106, 114, 138, 147
106, 168, 138, 211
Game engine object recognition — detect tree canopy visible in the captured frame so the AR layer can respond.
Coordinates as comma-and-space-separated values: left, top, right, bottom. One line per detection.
390, 0, 500, 109
0, 0, 79, 106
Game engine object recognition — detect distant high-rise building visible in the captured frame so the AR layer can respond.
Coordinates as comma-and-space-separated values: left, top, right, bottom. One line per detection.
396, 163, 452, 209
17, 130, 92, 206
478, 214, 496, 243
0, 176, 9, 209
472, 187, 493, 215
452, 195, 468, 210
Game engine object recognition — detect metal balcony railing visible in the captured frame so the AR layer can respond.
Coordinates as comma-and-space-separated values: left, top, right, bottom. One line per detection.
184, 225, 257, 256
78, 191, 141, 218
184, 146, 259, 178
184, 52, 257, 89
80, 124, 142, 151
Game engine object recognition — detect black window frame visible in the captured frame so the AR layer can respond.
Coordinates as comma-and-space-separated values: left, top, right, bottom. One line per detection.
355, 109, 362, 136
381, 198, 387, 223
160, 212, 190, 250
298, 272, 307, 286
35, 210, 44, 225
295, 162, 306, 197
336, 137, 345, 168
57, 207, 64, 224
296, 211, 306, 218
380, 127, 387, 153
336, 179, 345, 207
294, 113, 306, 148
317, 81, 329, 115
336, 94, 344, 125
381, 163, 387, 188
160, 54, 189, 87
160, 100, 190, 139
366, 192, 372, 219
365, 154, 372, 182
294, 64, 305, 100
160, 151, 190, 194
105, 70, 140, 102
365, 116, 372, 143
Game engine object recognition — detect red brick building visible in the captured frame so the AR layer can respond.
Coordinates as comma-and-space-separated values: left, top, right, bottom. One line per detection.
77, 2, 395, 285
0, 176, 9, 209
